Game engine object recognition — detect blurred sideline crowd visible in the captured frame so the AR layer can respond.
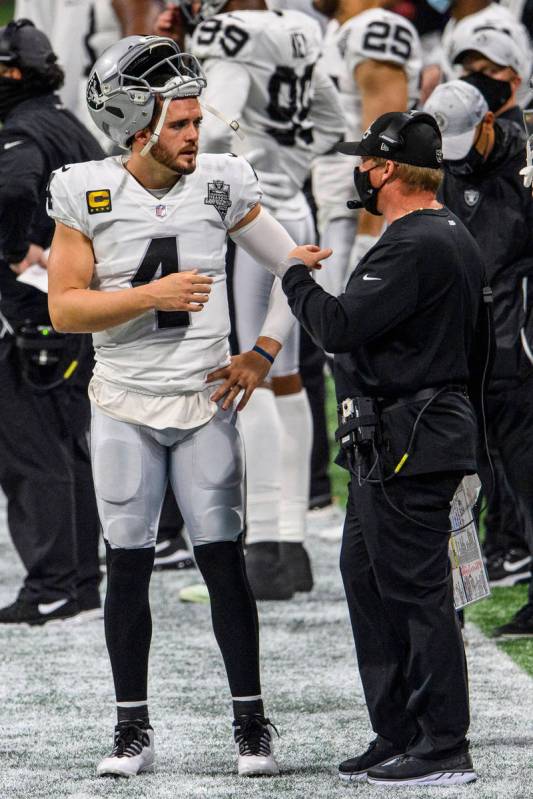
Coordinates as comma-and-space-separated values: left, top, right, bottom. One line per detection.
0, 0, 532, 640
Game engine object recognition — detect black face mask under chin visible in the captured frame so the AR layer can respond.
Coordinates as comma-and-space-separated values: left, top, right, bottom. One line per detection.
0, 76, 27, 122
350, 166, 384, 216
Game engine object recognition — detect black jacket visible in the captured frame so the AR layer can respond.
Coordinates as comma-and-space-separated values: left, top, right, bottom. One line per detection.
282, 208, 488, 475
0, 93, 104, 325
439, 119, 533, 385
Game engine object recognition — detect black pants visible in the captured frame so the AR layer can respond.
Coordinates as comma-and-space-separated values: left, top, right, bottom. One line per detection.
482, 449, 525, 555
299, 328, 331, 505
478, 378, 533, 603
340, 470, 470, 758
0, 346, 100, 604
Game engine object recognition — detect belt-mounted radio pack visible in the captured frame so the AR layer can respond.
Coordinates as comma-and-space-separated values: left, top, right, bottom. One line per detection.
335, 397, 378, 462
334, 387, 484, 534
15, 323, 82, 391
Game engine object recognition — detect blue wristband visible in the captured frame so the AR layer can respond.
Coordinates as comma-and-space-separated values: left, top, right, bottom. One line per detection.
253, 345, 274, 365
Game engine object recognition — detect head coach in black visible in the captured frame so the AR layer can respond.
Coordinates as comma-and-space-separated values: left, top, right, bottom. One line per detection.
0, 20, 104, 625
282, 111, 490, 786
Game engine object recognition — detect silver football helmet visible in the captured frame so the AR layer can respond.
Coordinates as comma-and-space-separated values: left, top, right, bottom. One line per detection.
86, 35, 206, 149
178, 1, 229, 26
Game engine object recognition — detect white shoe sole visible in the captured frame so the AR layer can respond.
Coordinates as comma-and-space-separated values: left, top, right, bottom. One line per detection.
97, 763, 154, 778
367, 770, 477, 785
238, 764, 280, 777
339, 771, 367, 782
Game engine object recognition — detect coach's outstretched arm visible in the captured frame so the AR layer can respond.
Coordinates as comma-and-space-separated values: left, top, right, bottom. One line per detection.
47, 222, 213, 333
207, 203, 330, 410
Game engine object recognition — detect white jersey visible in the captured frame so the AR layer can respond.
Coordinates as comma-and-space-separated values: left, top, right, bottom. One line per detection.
312, 9, 422, 223
47, 153, 261, 396
191, 9, 341, 197
15, 0, 93, 115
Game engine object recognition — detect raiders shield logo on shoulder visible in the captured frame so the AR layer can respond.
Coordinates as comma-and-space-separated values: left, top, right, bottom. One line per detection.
464, 189, 480, 207
204, 180, 232, 221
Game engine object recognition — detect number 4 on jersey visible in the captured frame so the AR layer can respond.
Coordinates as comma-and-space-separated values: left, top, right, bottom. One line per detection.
132, 236, 190, 329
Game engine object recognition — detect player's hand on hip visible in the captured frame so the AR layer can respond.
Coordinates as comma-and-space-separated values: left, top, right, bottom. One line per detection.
148, 270, 212, 313
207, 351, 272, 412
288, 244, 333, 271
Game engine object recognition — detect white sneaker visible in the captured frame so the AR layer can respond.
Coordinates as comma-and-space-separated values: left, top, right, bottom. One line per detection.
97, 724, 155, 778
233, 714, 280, 777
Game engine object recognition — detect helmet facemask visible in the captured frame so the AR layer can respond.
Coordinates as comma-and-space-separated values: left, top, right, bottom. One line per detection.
86, 36, 206, 151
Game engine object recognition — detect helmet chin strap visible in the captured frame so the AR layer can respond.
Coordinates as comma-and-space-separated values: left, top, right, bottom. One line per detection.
140, 96, 172, 157
200, 102, 245, 140
139, 95, 245, 158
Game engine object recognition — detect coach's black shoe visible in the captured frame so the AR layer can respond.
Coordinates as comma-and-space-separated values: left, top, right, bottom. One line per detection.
367, 751, 477, 785
153, 536, 195, 571
245, 542, 294, 600
492, 602, 533, 638
338, 736, 406, 782
280, 542, 313, 592
0, 596, 80, 625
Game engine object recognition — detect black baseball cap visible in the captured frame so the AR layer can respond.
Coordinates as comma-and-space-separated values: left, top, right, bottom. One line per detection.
0, 19, 56, 71
336, 111, 443, 169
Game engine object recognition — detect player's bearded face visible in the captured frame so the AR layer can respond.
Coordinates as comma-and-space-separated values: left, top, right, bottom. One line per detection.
312, 0, 339, 17
150, 98, 201, 175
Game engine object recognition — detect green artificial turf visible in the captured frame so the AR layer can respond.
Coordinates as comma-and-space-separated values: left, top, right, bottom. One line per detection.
466, 585, 533, 677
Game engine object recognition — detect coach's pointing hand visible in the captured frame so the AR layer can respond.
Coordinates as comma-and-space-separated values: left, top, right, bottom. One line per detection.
148, 270, 212, 313
288, 244, 333, 271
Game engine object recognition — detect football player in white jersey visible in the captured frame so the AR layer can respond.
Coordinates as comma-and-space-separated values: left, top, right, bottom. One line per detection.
46, 35, 328, 778
311, 0, 422, 297
178, 0, 343, 601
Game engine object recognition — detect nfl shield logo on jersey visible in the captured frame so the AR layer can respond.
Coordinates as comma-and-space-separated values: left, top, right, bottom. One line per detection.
464, 189, 480, 207
155, 204, 167, 218
204, 180, 232, 221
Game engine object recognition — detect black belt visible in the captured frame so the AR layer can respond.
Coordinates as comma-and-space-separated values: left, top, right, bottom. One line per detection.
379, 385, 467, 413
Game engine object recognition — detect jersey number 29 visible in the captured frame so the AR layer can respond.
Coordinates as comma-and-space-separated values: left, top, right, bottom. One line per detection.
132, 237, 190, 329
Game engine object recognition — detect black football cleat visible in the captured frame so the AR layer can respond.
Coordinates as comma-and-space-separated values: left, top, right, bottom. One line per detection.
367, 751, 477, 785
245, 542, 294, 600
338, 736, 406, 782
280, 542, 313, 592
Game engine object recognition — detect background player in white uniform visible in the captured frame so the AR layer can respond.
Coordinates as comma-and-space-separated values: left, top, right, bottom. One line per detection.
311, 0, 422, 297
14, 1, 164, 125
46, 34, 329, 779
181, 0, 343, 600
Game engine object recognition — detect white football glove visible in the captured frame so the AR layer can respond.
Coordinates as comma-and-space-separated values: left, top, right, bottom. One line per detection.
520, 139, 533, 188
